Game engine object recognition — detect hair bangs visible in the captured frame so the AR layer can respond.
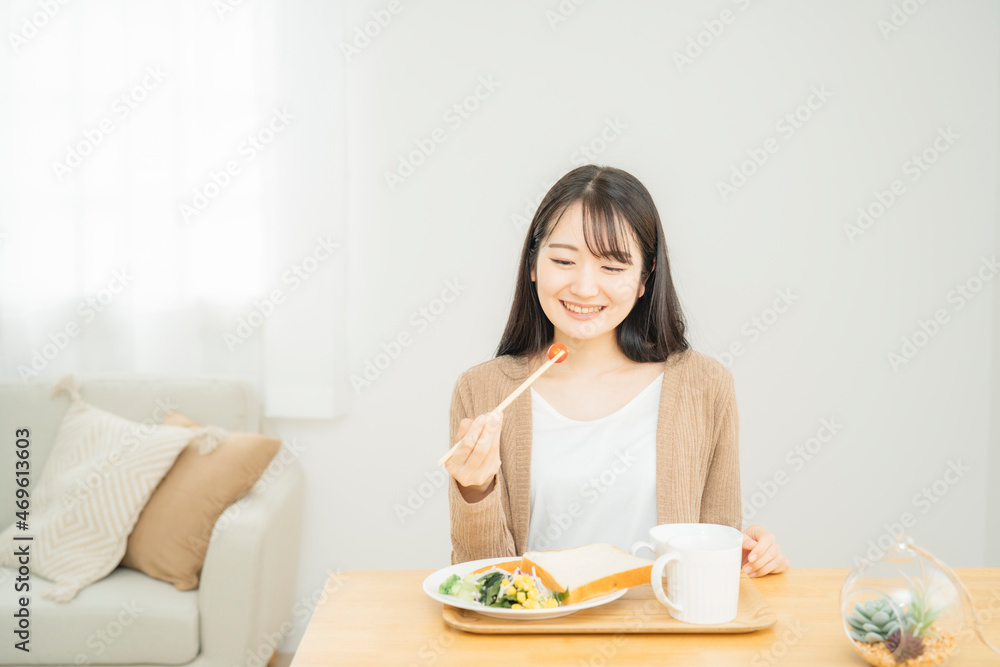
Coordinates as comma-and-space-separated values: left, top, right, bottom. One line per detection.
580, 196, 635, 266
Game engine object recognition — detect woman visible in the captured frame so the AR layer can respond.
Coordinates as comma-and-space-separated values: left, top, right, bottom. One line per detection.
445, 165, 789, 579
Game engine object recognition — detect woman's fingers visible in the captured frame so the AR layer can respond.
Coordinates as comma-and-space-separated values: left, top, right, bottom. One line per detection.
743, 531, 774, 567
753, 553, 790, 577
743, 532, 775, 574
466, 415, 500, 474
771, 555, 790, 575
747, 548, 781, 577
452, 412, 503, 488
462, 414, 492, 469
451, 415, 485, 468
744, 541, 790, 577
739, 525, 789, 577
455, 418, 473, 448
447, 417, 483, 476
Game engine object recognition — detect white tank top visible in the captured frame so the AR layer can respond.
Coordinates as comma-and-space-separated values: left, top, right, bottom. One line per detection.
526, 372, 662, 553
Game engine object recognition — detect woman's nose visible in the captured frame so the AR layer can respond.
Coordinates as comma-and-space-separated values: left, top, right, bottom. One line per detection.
571, 266, 600, 298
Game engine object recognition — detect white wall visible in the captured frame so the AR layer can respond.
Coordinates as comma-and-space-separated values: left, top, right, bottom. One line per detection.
269, 0, 1000, 651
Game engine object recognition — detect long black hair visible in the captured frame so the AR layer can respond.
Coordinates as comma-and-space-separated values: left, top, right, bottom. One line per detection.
495, 164, 689, 363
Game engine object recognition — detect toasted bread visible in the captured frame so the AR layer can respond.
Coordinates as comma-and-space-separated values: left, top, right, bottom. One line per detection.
521, 543, 653, 605
470, 559, 521, 576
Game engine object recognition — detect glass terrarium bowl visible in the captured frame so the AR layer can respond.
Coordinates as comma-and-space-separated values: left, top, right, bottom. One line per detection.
841, 538, 962, 667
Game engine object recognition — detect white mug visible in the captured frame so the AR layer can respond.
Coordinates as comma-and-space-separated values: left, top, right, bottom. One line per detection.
630, 523, 743, 624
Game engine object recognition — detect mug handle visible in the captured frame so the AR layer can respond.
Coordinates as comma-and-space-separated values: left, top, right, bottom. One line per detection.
630, 541, 654, 558
651, 552, 683, 614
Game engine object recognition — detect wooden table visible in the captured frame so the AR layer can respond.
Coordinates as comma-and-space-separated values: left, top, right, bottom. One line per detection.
291, 568, 1000, 666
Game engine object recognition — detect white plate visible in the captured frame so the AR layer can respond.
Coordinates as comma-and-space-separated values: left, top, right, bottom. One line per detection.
422, 556, 628, 620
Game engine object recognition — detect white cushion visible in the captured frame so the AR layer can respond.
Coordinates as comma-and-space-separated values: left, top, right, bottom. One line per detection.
0, 566, 199, 665
0, 375, 219, 602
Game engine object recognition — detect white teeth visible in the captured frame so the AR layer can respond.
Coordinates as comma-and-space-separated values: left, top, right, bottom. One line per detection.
562, 301, 604, 314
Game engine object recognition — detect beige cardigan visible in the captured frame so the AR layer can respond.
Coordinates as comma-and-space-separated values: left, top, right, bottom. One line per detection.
447, 348, 742, 565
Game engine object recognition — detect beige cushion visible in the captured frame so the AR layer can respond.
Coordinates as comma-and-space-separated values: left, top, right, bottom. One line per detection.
121, 411, 281, 590
0, 375, 211, 602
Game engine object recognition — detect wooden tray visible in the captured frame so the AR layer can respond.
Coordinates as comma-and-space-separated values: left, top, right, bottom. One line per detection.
442, 577, 777, 634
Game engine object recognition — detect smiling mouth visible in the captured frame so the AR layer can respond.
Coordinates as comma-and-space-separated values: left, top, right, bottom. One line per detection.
561, 300, 605, 314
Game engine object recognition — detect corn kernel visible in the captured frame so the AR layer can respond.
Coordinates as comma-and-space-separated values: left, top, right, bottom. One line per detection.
524, 599, 538, 609
511, 603, 522, 609
506, 586, 516, 596
544, 597, 558, 608
527, 589, 537, 600
516, 591, 526, 603
500, 578, 510, 589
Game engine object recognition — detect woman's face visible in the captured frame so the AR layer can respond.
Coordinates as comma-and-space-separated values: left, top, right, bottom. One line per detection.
529, 201, 647, 342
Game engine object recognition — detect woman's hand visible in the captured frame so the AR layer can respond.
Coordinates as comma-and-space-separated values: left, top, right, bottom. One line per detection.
741, 525, 790, 577
447, 412, 503, 502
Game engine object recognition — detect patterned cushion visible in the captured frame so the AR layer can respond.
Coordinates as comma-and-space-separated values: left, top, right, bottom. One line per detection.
0, 375, 223, 602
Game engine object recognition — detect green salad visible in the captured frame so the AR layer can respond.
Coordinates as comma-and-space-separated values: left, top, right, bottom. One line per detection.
438, 567, 567, 609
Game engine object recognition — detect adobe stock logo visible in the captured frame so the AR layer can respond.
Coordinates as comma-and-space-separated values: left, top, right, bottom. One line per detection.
877, 0, 932, 40
340, 0, 408, 63
886, 254, 997, 371
223, 236, 339, 351
351, 279, 467, 393
8, 0, 72, 54
532, 448, 638, 551
545, 0, 587, 31
742, 416, 843, 522
511, 117, 628, 234
853, 459, 970, 569
712, 288, 799, 368
672, 0, 755, 73
394, 468, 449, 524
843, 126, 959, 244
213, 0, 246, 20
383, 76, 500, 192
18, 268, 135, 382
179, 108, 294, 223
716, 86, 832, 202
51, 66, 168, 182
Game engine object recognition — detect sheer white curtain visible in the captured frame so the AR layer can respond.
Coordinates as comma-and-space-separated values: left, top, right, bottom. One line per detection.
0, 0, 347, 419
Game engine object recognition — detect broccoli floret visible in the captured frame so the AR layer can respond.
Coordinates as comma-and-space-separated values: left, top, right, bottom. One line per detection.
438, 574, 461, 596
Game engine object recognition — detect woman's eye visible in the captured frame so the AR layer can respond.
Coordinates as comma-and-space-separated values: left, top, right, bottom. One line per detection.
550, 259, 625, 273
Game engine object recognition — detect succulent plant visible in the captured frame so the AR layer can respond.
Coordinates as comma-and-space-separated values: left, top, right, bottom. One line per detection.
901, 572, 945, 639
885, 628, 924, 663
845, 577, 949, 666
847, 599, 902, 643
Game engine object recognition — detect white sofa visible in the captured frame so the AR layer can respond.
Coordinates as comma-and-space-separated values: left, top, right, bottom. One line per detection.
0, 375, 305, 667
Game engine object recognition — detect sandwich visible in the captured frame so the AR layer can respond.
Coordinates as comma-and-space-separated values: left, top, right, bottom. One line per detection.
471, 543, 653, 606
